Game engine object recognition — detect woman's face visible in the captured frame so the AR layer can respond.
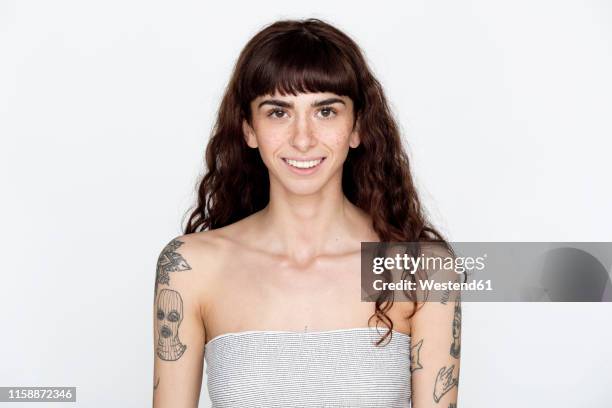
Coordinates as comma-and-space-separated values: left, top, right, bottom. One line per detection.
243, 91, 360, 196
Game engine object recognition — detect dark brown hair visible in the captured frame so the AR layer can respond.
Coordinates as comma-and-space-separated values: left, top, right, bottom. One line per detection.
184, 18, 453, 345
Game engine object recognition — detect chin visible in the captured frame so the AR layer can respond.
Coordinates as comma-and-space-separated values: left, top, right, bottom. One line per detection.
268, 171, 334, 196
280, 180, 328, 196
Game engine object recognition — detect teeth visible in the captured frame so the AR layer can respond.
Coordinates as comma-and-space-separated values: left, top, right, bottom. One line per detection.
285, 158, 322, 169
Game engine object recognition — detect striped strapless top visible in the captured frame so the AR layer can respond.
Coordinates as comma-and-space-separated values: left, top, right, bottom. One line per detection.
204, 327, 412, 408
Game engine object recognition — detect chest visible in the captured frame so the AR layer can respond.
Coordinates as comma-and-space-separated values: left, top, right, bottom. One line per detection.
202, 250, 413, 340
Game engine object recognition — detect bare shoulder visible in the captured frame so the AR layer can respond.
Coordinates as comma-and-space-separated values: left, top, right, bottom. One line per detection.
154, 229, 235, 302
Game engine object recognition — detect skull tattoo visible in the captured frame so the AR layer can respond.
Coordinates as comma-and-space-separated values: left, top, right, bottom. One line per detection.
156, 289, 187, 361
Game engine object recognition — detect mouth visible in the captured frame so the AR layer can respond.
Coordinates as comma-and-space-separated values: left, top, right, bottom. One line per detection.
160, 326, 172, 338
281, 157, 326, 174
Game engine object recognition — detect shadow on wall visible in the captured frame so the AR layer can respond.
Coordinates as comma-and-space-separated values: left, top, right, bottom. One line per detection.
521, 247, 612, 302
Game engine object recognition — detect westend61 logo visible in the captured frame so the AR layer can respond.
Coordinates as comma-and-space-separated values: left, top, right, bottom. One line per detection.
372, 253, 487, 275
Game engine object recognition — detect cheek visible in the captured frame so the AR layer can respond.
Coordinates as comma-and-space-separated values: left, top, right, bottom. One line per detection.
319, 131, 352, 154
318, 122, 354, 147
255, 131, 286, 158
331, 134, 350, 148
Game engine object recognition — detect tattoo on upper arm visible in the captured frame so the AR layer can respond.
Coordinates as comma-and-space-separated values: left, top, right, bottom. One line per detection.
410, 338, 424, 372
440, 287, 451, 304
433, 364, 458, 403
156, 289, 187, 361
155, 239, 191, 295
450, 296, 462, 359
448, 404, 456, 408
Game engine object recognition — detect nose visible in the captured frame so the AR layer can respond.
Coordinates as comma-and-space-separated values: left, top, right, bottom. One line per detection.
289, 114, 317, 152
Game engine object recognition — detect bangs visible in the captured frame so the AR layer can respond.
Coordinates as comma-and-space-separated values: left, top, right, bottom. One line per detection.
238, 29, 362, 116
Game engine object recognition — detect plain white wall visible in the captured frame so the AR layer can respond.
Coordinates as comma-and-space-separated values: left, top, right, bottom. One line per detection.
1, 1, 611, 407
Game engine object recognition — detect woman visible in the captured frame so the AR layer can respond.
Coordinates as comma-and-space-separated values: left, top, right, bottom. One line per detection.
153, 18, 461, 408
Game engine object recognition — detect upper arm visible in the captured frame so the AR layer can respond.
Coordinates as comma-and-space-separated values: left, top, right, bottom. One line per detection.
152, 236, 207, 408
409, 246, 463, 408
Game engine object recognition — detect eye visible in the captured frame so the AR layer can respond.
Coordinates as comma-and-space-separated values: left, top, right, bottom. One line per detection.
318, 107, 337, 119
157, 309, 165, 320
167, 310, 180, 322
267, 108, 287, 119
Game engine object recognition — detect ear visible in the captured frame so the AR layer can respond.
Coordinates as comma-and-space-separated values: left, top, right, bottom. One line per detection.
349, 120, 361, 148
242, 119, 258, 148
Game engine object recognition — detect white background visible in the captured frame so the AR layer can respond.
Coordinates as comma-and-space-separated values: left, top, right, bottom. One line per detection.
1, 1, 611, 407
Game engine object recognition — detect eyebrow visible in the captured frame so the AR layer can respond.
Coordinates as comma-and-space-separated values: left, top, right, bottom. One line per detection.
257, 97, 346, 109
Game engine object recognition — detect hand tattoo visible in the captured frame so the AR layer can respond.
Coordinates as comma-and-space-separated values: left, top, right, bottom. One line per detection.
433, 364, 458, 403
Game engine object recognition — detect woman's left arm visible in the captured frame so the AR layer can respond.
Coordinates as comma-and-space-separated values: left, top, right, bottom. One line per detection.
409, 286, 462, 408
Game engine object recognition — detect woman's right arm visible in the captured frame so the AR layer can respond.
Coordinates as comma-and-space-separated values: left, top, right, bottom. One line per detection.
152, 236, 207, 408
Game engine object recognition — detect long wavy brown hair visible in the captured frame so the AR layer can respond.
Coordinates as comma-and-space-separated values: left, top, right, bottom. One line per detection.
184, 18, 454, 345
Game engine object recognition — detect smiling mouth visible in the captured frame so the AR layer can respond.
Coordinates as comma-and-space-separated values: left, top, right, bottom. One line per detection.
282, 157, 326, 169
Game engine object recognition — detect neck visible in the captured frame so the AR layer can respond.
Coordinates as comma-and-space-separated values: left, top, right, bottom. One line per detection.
253, 175, 376, 265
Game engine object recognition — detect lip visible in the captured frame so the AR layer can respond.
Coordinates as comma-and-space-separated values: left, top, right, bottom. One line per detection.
281, 156, 327, 175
